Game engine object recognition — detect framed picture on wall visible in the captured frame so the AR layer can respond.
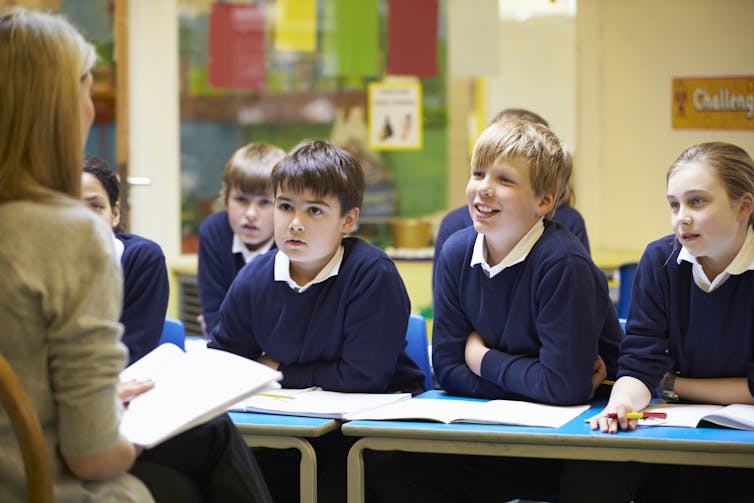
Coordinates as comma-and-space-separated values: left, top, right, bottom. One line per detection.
368, 79, 423, 150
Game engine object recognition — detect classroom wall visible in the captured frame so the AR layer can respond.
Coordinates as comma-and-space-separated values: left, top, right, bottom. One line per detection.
576, 0, 754, 253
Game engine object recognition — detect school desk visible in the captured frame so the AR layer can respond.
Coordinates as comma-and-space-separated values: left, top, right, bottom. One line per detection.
342, 390, 754, 503
229, 411, 339, 503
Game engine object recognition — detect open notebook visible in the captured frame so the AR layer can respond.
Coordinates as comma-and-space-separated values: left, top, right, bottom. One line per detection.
343, 397, 590, 428
230, 388, 412, 419
120, 344, 282, 448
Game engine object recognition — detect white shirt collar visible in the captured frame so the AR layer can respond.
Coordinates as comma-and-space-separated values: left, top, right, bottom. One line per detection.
232, 233, 274, 264
677, 227, 754, 292
469, 219, 545, 278
274, 245, 344, 293
112, 234, 124, 264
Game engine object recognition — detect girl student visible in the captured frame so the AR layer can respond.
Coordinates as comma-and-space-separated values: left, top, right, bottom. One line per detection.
568, 142, 754, 502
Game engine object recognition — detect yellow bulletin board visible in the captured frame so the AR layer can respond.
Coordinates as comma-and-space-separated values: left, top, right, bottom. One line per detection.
368, 80, 423, 150
672, 76, 754, 130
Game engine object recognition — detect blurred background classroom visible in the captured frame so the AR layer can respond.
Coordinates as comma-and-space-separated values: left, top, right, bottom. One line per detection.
8, 0, 753, 335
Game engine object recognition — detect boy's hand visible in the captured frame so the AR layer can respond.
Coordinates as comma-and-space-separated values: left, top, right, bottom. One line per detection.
589, 355, 607, 399
464, 331, 489, 376
257, 354, 280, 370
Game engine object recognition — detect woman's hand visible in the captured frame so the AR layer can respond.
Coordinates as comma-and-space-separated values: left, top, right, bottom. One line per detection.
117, 379, 154, 409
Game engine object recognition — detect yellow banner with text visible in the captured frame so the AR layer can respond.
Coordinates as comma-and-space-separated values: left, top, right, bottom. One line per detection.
672, 76, 754, 130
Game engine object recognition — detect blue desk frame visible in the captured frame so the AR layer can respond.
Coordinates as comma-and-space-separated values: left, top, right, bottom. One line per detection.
342, 391, 754, 503
229, 411, 339, 503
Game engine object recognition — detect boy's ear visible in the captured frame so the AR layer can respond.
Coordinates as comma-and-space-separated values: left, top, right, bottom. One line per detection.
536, 188, 557, 217
112, 200, 121, 229
341, 207, 360, 235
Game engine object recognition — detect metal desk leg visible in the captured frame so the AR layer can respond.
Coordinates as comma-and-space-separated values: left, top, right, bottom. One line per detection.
347, 438, 369, 503
243, 435, 318, 503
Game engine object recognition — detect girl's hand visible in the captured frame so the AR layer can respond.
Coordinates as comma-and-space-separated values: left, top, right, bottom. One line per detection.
117, 379, 154, 409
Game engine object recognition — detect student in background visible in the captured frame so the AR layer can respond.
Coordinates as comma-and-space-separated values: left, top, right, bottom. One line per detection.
83, 156, 168, 365
573, 142, 754, 502
433, 108, 590, 287
0, 7, 152, 501
82, 144, 273, 503
198, 142, 285, 336
209, 139, 425, 502
371, 120, 622, 502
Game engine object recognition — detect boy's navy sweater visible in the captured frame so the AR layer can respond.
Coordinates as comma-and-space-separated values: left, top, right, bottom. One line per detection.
433, 221, 621, 405
208, 237, 426, 395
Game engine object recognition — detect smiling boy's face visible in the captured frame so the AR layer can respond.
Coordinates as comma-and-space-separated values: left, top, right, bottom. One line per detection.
466, 156, 554, 262
274, 186, 359, 284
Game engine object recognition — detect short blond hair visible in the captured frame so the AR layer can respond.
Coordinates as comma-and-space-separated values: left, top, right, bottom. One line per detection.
0, 7, 95, 202
471, 120, 569, 219
220, 142, 286, 205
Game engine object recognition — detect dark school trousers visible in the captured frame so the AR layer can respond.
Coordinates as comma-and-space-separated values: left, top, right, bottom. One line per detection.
131, 413, 273, 503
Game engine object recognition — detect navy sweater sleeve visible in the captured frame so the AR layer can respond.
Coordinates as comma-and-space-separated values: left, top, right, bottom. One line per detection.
198, 211, 240, 336
119, 233, 169, 365
207, 260, 265, 360
618, 237, 687, 393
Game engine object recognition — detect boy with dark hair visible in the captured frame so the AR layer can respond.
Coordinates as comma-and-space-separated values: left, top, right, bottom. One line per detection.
209, 139, 425, 502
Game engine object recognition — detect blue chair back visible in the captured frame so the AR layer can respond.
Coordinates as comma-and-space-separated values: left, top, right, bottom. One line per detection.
160, 317, 186, 351
405, 314, 433, 390
619, 318, 627, 333
617, 262, 638, 319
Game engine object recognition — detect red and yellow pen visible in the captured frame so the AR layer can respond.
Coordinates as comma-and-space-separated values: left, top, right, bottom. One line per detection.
605, 411, 667, 420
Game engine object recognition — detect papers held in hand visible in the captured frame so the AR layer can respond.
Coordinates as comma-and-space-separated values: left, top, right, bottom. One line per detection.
120, 344, 282, 448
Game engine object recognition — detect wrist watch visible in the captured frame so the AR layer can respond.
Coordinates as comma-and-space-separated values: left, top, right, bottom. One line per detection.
661, 370, 680, 403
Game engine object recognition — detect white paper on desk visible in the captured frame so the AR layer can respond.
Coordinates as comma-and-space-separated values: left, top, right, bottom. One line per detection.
344, 398, 589, 428
120, 344, 282, 448
230, 389, 411, 419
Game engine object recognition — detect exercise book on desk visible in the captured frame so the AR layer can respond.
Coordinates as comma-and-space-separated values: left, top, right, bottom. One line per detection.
589, 403, 754, 430
230, 388, 411, 419
120, 343, 282, 448
343, 397, 590, 428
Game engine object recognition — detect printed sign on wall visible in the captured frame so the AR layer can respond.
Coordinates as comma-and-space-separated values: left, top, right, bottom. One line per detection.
368, 80, 423, 151
672, 76, 754, 130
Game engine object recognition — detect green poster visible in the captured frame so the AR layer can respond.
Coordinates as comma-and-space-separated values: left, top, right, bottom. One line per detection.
323, 0, 379, 77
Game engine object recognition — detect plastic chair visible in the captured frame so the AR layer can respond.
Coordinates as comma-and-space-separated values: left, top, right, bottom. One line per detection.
616, 262, 638, 319
0, 353, 54, 503
405, 314, 433, 390
160, 317, 186, 351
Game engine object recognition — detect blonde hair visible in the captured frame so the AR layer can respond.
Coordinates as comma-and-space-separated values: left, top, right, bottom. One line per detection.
668, 142, 754, 228
471, 120, 569, 219
0, 7, 95, 202
490, 108, 549, 128
220, 142, 286, 205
